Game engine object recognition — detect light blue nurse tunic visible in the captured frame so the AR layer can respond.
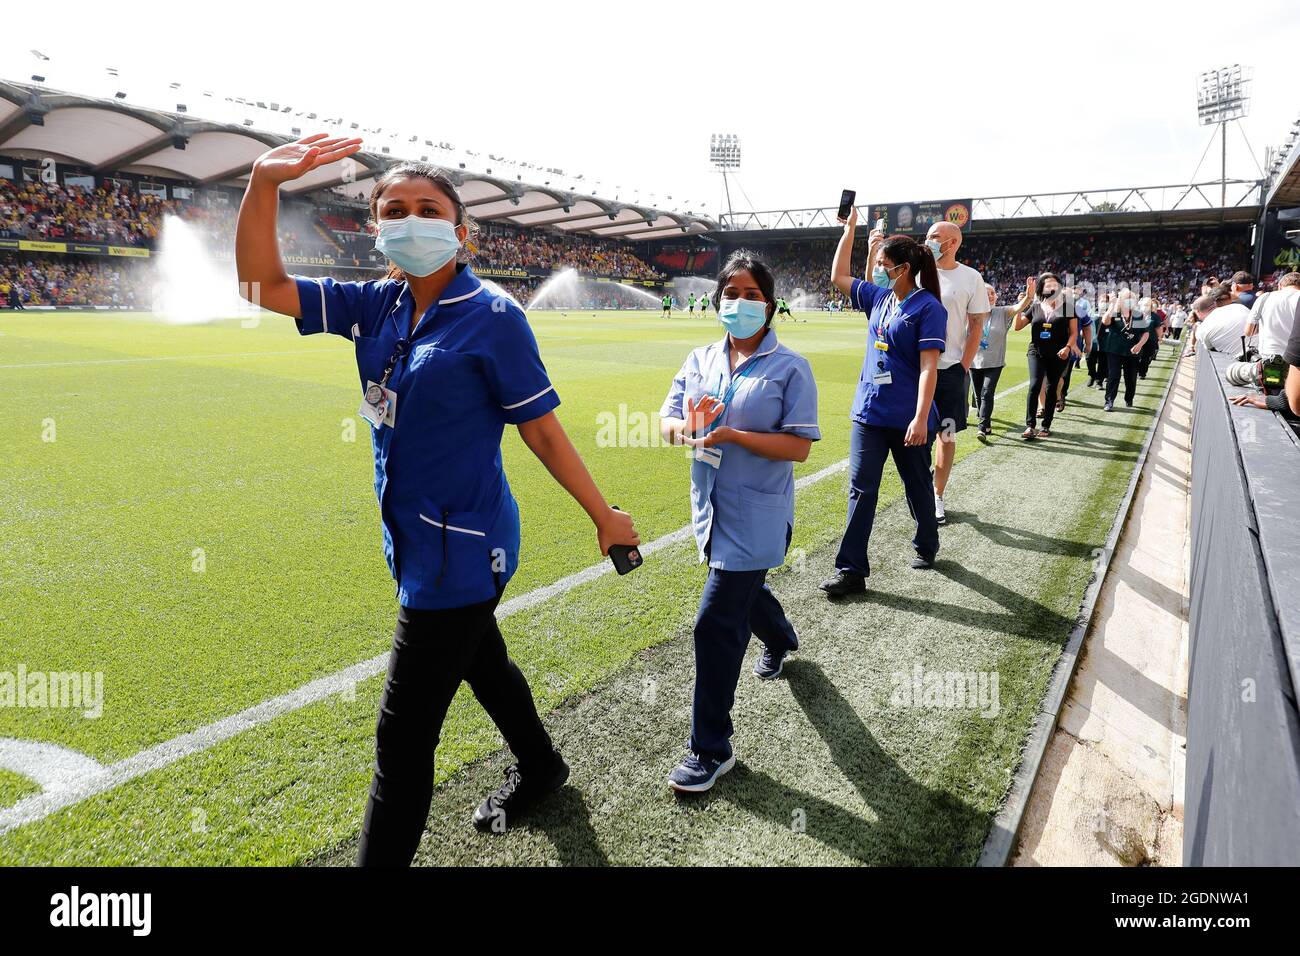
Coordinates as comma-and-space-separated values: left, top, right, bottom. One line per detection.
660, 328, 821, 571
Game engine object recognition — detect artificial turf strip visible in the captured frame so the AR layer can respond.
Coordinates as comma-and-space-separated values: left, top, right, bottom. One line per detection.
308, 353, 1177, 866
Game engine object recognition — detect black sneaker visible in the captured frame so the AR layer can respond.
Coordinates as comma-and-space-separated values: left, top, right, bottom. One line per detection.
473, 753, 570, 833
754, 645, 791, 680
910, 553, 935, 569
819, 570, 865, 598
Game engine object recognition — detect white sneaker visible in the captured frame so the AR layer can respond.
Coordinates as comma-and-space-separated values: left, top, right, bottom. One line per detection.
935, 494, 946, 525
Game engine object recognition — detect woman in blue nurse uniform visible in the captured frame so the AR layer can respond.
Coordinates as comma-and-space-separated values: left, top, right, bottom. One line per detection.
659, 251, 820, 793
819, 209, 948, 599
235, 138, 639, 865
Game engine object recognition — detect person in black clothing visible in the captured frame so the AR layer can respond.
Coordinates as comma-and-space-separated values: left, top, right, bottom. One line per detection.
1098, 291, 1148, 411
1015, 272, 1078, 439
1136, 297, 1162, 378
1086, 292, 1112, 388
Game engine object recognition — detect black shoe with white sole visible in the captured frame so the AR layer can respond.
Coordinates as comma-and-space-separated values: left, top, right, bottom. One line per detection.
473, 753, 569, 833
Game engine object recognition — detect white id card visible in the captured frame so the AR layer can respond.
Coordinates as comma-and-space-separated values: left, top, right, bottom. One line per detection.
873, 370, 893, 385
358, 380, 397, 429
694, 445, 723, 469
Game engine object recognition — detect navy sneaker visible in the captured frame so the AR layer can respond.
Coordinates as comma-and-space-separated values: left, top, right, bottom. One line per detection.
754, 633, 798, 680
910, 553, 935, 569
667, 751, 736, 793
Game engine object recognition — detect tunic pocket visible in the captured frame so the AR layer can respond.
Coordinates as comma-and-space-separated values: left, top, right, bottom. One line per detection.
408, 508, 497, 605
741, 485, 791, 568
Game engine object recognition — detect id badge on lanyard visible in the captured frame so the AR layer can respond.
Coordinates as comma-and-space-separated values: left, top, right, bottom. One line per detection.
700, 352, 766, 467
359, 337, 409, 429
872, 294, 909, 386
359, 381, 397, 428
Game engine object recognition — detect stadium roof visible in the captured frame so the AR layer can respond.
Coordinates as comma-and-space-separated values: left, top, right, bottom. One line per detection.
0, 79, 716, 241
1265, 134, 1300, 209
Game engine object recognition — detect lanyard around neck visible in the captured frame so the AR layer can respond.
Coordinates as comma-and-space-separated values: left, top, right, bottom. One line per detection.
877, 287, 917, 335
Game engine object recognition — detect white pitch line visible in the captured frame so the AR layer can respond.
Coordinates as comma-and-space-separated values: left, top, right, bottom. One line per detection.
0, 374, 1031, 836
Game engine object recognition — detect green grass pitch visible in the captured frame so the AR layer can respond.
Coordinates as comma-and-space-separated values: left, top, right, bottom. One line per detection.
0, 307, 1173, 864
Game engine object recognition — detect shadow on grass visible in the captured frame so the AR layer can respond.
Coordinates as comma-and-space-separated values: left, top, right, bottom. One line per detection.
944, 512, 1097, 559
827, 560, 1075, 643
674, 660, 988, 865
503, 784, 612, 867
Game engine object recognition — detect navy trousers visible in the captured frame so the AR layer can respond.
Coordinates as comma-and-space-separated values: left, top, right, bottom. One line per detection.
834, 421, 939, 577
690, 567, 798, 761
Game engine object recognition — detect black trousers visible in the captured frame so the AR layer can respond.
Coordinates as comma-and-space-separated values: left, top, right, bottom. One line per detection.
1170, 326, 1184, 341
1105, 351, 1140, 405
1138, 337, 1158, 376
357, 595, 554, 867
1025, 350, 1067, 429
1060, 355, 1077, 396
1086, 342, 1104, 383
969, 365, 1003, 430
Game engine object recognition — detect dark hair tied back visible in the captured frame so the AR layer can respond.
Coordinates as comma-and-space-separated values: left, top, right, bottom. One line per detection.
879, 235, 942, 300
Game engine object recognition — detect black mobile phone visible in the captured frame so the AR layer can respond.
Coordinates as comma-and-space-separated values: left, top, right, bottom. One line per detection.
836, 189, 856, 220
607, 506, 643, 575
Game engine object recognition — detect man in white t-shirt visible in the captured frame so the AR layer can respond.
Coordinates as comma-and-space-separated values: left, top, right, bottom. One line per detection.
1194, 287, 1253, 354
922, 220, 988, 526
1245, 272, 1300, 357
1169, 304, 1188, 340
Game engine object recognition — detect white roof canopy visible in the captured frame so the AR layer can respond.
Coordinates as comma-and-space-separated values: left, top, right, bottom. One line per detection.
0, 80, 716, 241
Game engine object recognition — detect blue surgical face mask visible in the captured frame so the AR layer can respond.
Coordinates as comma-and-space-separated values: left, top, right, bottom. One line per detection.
717, 296, 768, 338
374, 216, 461, 277
925, 238, 944, 260
872, 265, 897, 290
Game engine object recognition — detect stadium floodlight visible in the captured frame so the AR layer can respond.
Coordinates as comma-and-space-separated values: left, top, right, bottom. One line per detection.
1197, 65, 1251, 125
1196, 65, 1253, 206
709, 133, 741, 225
709, 133, 741, 169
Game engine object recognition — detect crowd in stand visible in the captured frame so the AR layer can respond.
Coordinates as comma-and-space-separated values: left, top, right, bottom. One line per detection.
0, 255, 150, 307
467, 225, 664, 280
0, 171, 667, 283
719, 230, 1255, 310
0, 168, 1275, 320
0, 177, 174, 245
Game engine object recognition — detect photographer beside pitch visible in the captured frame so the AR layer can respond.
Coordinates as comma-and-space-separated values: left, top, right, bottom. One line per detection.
234, 136, 639, 864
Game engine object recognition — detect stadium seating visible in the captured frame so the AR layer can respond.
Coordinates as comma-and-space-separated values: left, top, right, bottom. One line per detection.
0, 157, 1261, 311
